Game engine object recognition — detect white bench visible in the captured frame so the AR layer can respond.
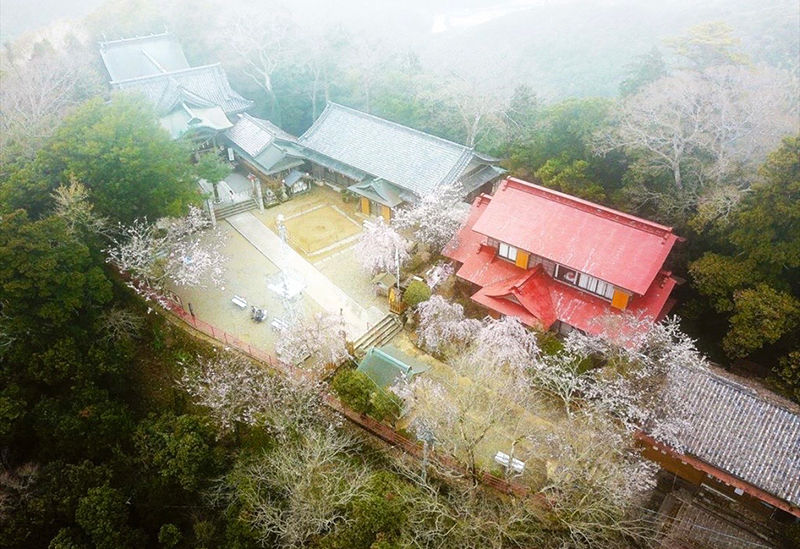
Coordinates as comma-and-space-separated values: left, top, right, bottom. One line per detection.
231, 295, 247, 309
494, 452, 525, 474
270, 318, 289, 331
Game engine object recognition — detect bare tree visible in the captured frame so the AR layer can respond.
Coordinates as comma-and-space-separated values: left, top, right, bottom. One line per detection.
98, 307, 144, 343
353, 218, 409, 275
222, 3, 294, 117
275, 311, 350, 368
215, 427, 370, 548
0, 45, 103, 163
51, 180, 109, 236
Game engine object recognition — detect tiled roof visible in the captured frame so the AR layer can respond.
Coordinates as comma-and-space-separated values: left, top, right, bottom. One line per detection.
471, 178, 679, 295
444, 193, 676, 335
100, 32, 190, 82
678, 367, 800, 507
112, 64, 253, 116
298, 103, 477, 196
226, 114, 297, 157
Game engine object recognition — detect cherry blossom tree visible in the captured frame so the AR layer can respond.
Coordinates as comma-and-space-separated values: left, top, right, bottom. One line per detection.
180, 352, 324, 440
424, 261, 454, 290
275, 311, 350, 367
393, 181, 469, 252
106, 205, 227, 293
353, 217, 409, 275
415, 296, 481, 358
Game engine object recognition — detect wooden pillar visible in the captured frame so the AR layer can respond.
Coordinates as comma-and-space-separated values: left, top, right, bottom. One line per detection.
382, 205, 391, 223
360, 197, 370, 215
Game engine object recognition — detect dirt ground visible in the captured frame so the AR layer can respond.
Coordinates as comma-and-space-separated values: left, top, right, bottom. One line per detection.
283, 204, 361, 254
167, 185, 388, 353
164, 224, 324, 354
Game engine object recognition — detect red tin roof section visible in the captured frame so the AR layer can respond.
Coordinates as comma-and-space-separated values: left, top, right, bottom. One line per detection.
470, 178, 679, 295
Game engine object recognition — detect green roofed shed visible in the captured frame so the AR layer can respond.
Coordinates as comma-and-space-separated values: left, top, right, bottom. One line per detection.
356, 345, 430, 389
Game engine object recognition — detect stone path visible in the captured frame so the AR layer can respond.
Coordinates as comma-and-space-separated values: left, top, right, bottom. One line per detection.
226, 212, 383, 340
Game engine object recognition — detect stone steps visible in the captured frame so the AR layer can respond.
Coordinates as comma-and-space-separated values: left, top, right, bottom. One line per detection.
214, 199, 258, 220
353, 314, 402, 357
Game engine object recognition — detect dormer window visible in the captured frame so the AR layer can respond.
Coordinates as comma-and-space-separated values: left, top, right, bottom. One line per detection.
498, 242, 518, 262
554, 265, 615, 300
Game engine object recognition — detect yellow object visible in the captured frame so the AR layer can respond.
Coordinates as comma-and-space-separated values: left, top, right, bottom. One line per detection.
360, 197, 370, 215
611, 289, 630, 310
382, 204, 391, 222
515, 250, 529, 269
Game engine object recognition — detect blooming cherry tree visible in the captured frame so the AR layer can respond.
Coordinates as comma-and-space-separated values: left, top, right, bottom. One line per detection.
393, 181, 469, 252
353, 217, 409, 275
416, 296, 481, 357
275, 311, 350, 367
107, 205, 227, 292
180, 352, 324, 439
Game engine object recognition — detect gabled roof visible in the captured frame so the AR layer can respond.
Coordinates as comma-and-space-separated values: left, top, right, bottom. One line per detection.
348, 179, 403, 208
298, 102, 481, 197
100, 32, 190, 82
226, 114, 297, 157
675, 366, 800, 508
111, 64, 253, 116
357, 345, 430, 389
471, 178, 679, 295
444, 192, 677, 335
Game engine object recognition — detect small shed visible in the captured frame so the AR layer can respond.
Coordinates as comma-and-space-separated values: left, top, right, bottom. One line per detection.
283, 169, 310, 195
371, 271, 397, 297
356, 345, 430, 389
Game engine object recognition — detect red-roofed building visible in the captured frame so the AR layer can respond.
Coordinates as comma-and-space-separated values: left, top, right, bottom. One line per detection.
443, 177, 681, 336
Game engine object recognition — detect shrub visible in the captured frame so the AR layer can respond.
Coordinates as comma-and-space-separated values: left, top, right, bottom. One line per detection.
332, 370, 375, 414
403, 280, 431, 309
369, 389, 402, 423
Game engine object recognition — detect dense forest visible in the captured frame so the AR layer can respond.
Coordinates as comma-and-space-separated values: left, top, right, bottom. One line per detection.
1, 0, 799, 547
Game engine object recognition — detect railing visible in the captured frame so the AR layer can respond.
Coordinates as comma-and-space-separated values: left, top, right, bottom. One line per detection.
136, 278, 536, 502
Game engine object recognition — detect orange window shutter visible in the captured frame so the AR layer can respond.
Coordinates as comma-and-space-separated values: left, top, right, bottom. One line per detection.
382, 205, 391, 222
515, 250, 529, 269
611, 289, 630, 310
360, 197, 370, 215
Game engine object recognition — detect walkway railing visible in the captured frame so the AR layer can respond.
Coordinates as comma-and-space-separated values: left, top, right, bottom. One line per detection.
138, 279, 536, 501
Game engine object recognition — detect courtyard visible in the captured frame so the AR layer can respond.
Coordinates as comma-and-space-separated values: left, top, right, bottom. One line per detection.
166, 185, 388, 355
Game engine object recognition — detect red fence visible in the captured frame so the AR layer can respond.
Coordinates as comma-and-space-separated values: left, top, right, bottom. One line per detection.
144, 283, 534, 501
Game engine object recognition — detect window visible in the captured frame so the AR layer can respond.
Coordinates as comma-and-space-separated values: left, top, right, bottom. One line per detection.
555, 265, 615, 300
498, 242, 517, 262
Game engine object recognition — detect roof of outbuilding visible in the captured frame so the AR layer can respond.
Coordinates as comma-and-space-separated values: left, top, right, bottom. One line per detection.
226, 114, 298, 157
298, 102, 480, 196
100, 32, 190, 82
676, 366, 800, 508
111, 64, 253, 116
470, 178, 679, 295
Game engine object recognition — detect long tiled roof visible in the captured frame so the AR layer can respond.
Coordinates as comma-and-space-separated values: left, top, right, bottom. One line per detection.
298, 102, 477, 197
226, 114, 297, 157
111, 64, 253, 116
100, 32, 190, 82
678, 366, 800, 507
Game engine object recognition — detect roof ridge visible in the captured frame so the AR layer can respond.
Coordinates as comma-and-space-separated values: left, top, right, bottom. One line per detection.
504, 177, 675, 238
99, 31, 174, 49
324, 102, 472, 154
111, 63, 223, 85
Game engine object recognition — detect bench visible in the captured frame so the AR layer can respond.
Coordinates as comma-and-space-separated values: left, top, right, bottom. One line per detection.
231, 295, 247, 309
270, 318, 289, 331
494, 452, 525, 474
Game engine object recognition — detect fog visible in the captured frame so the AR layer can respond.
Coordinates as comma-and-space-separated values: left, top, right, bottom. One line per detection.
3, 0, 798, 99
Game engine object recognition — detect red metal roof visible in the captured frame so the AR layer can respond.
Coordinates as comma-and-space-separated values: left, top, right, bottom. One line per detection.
444, 187, 678, 336
470, 178, 679, 295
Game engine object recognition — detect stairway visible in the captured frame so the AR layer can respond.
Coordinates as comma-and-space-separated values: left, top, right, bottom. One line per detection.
213, 199, 258, 220
353, 314, 402, 357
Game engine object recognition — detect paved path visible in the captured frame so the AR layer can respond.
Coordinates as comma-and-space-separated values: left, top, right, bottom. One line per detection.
226, 212, 380, 340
